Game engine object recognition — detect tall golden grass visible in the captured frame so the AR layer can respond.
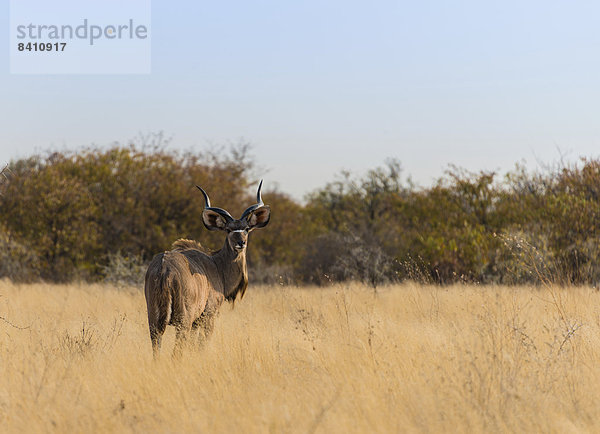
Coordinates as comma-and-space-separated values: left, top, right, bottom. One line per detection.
1, 280, 600, 432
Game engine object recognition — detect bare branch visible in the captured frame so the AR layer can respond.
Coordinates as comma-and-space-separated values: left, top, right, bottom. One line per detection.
0, 315, 31, 330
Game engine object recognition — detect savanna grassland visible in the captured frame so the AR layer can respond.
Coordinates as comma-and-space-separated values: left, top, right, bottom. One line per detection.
2, 281, 600, 433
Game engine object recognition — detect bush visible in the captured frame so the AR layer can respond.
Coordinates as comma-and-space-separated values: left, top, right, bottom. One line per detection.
1, 141, 600, 287
0, 141, 256, 282
101, 252, 147, 287
0, 228, 40, 282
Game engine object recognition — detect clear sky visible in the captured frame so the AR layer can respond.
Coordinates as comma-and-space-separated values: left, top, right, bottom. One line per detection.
2, 1, 600, 199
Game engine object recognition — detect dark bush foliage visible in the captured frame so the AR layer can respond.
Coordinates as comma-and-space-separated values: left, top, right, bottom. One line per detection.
0, 141, 257, 281
1, 143, 599, 286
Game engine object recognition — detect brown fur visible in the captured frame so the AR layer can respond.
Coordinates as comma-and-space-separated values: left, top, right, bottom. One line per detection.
171, 238, 203, 251
144, 185, 270, 357
145, 236, 249, 357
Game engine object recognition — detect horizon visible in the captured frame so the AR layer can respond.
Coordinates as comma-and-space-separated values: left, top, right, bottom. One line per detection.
4, 137, 596, 205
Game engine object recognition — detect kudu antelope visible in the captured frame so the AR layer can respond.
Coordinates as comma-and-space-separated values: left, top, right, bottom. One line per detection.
144, 181, 270, 357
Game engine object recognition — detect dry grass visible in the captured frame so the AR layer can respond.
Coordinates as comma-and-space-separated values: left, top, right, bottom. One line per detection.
1, 280, 600, 433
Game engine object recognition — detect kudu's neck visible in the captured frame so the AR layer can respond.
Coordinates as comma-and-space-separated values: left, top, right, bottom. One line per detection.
212, 239, 248, 301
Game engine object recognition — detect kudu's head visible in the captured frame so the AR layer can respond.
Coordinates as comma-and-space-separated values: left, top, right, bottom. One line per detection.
196, 181, 271, 255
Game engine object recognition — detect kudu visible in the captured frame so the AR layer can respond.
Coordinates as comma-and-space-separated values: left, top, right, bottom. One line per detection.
144, 181, 270, 357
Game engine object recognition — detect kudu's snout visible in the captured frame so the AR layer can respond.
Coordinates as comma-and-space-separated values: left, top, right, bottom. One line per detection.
234, 240, 246, 251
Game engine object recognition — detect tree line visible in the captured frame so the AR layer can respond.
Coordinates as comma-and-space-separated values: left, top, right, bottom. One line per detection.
1, 142, 599, 286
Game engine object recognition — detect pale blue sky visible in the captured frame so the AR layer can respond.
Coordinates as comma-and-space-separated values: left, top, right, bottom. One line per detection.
2, 1, 600, 199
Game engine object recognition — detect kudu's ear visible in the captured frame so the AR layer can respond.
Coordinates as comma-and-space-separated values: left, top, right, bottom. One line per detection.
197, 185, 234, 231
246, 205, 271, 230
202, 209, 228, 231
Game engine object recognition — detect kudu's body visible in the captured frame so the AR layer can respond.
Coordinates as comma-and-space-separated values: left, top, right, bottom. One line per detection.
144, 182, 270, 357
